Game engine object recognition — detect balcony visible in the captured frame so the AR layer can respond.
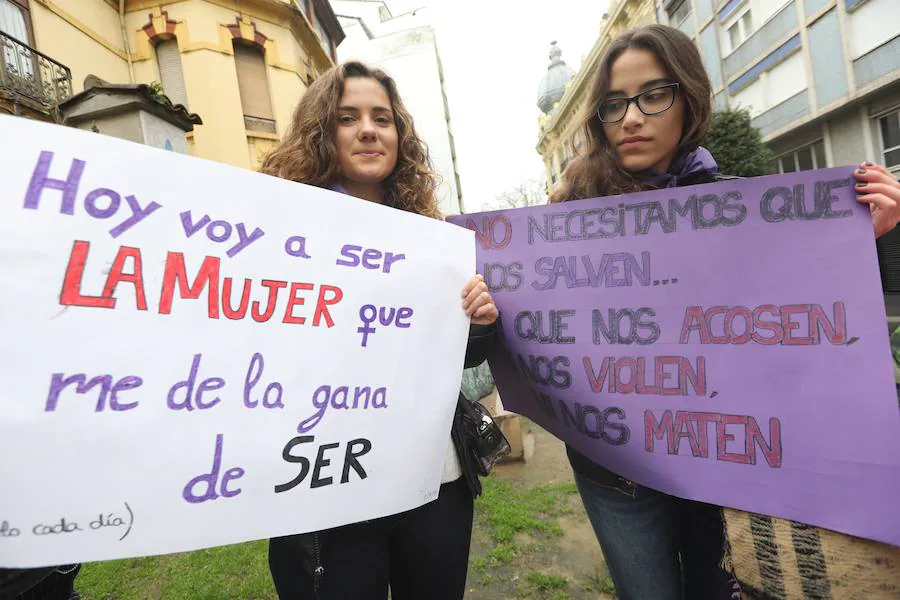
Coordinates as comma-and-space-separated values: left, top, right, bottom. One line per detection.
0, 31, 72, 115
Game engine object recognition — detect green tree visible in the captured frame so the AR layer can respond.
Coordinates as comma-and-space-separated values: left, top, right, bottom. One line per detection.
704, 107, 776, 177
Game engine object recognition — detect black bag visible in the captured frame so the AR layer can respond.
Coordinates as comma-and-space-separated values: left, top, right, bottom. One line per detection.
455, 392, 511, 477
0, 564, 80, 600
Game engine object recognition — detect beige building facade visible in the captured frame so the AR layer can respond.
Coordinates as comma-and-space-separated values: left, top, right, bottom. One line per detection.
535, 0, 657, 190
1, 0, 342, 169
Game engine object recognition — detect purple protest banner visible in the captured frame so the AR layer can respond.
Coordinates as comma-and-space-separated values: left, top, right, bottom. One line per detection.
448, 167, 900, 546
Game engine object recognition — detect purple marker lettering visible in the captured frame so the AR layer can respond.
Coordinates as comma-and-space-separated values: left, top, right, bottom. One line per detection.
362, 249, 382, 269
357, 304, 377, 347
227, 223, 265, 258
207, 220, 232, 243
395, 307, 414, 328
284, 235, 312, 258
84, 188, 121, 219
179, 210, 210, 238
109, 195, 162, 238
182, 433, 245, 503
23, 151, 85, 214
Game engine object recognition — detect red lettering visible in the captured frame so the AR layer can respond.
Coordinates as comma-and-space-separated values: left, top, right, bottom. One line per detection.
490, 216, 512, 249
283, 282, 315, 324
679, 306, 709, 343
781, 304, 812, 345
747, 416, 782, 467
468, 216, 512, 250
751, 305, 783, 344
691, 412, 721, 458
634, 357, 660, 394
613, 357, 637, 394
706, 306, 729, 344
468, 217, 491, 250
222, 278, 252, 320
716, 414, 751, 464
644, 409, 676, 454
583, 356, 614, 393
683, 304, 843, 346
680, 356, 706, 396
674, 411, 702, 456
159, 252, 220, 317
313, 285, 343, 327
101, 246, 147, 311
724, 306, 752, 344
647, 411, 779, 467
251, 279, 286, 323
60, 241, 115, 309
655, 356, 683, 395
811, 302, 847, 345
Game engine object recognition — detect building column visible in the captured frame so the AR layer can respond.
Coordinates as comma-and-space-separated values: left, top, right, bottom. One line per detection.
860, 104, 876, 163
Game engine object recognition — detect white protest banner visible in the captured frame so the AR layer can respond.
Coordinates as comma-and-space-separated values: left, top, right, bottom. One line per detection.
0, 116, 474, 568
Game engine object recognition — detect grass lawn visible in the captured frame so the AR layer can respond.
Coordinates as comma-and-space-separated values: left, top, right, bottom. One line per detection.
76, 541, 275, 600
76, 476, 613, 599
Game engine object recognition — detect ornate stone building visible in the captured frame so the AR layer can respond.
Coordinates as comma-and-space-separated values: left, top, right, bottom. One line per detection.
1, 0, 342, 169
535, 0, 657, 191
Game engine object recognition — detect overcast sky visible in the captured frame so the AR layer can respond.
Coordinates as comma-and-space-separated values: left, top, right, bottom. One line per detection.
377, 0, 611, 212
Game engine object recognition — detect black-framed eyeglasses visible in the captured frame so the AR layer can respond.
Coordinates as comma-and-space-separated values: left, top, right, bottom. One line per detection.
597, 83, 680, 124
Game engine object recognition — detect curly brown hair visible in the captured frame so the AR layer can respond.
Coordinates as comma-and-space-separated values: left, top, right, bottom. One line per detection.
260, 61, 440, 218
551, 25, 712, 203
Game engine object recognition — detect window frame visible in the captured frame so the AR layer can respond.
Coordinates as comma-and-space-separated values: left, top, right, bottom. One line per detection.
723, 4, 753, 55
877, 109, 900, 175
153, 37, 189, 109
0, 0, 35, 46
666, 0, 691, 27
776, 139, 828, 174
232, 40, 276, 134
312, 13, 333, 60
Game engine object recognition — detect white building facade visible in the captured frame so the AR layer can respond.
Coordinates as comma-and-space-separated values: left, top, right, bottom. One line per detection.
660, 0, 900, 177
330, 1, 464, 215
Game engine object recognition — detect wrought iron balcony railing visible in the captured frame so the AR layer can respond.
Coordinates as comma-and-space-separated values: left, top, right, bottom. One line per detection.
0, 30, 72, 110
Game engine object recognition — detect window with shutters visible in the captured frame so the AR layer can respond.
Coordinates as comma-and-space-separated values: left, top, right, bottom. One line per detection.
155, 39, 188, 108
233, 41, 276, 134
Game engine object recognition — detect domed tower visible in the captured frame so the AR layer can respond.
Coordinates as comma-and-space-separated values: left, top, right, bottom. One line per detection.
537, 41, 575, 114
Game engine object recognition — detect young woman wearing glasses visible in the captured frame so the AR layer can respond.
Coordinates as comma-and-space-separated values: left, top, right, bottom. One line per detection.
551, 24, 900, 600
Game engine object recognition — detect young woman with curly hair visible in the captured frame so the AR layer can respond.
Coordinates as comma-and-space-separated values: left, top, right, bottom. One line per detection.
262, 61, 498, 600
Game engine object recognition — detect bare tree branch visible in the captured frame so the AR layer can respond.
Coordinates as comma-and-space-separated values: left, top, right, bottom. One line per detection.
491, 177, 548, 210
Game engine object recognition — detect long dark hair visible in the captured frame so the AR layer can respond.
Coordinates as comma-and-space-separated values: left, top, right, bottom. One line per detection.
260, 61, 440, 218
551, 24, 712, 203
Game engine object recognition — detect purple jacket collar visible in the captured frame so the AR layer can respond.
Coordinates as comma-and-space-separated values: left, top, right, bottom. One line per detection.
633, 146, 718, 188
330, 182, 349, 195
